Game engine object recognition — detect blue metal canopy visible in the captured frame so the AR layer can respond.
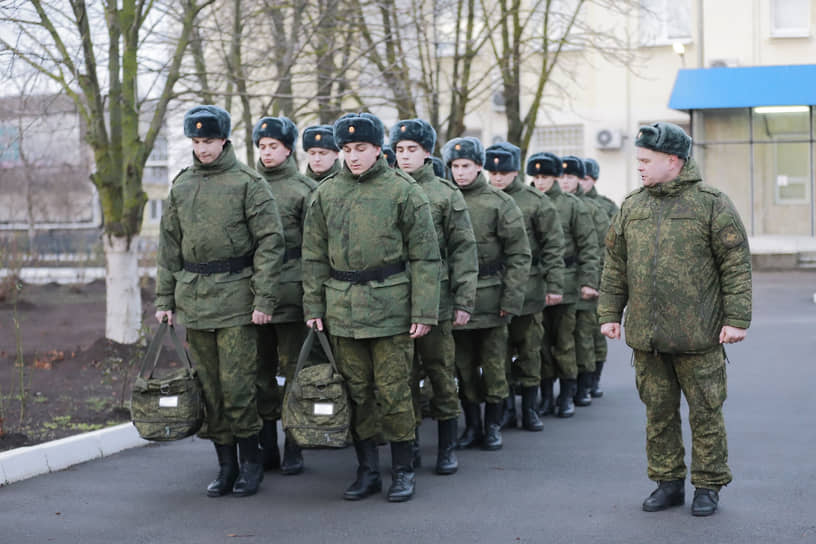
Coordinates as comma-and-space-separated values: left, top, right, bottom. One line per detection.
669, 64, 816, 110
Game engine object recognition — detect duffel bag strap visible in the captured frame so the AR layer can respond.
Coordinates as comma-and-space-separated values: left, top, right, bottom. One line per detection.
137, 319, 194, 380
293, 327, 340, 377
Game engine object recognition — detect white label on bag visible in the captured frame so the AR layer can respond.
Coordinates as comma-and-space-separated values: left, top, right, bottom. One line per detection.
159, 396, 179, 408
314, 403, 334, 416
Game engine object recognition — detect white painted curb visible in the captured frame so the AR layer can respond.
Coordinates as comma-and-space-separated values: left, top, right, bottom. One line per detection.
0, 423, 148, 486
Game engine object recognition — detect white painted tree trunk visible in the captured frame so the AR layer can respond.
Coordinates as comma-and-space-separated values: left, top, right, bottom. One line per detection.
104, 235, 142, 344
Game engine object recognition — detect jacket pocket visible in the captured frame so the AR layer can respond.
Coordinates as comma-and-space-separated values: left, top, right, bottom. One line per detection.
474, 275, 502, 315
366, 274, 411, 326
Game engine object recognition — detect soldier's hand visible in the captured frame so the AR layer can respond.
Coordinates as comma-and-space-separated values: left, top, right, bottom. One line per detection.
307, 318, 324, 331
155, 310, 174, 326
410, 323, 431, 338
453, 310, 471, 327
601, 322, 621, 340
252, 310, 272, 325
580, 286, 599, 300
546, 293, 563, 306
719, 325, 746, 344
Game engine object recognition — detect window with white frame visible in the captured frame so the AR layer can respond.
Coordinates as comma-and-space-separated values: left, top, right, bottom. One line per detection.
147, 199, 165, 223
770, 0, 811, 37
639, 0, 691, 46
531, 124, 584, 157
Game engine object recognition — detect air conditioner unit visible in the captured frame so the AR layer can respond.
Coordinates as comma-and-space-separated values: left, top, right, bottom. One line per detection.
595, 129, 623, 150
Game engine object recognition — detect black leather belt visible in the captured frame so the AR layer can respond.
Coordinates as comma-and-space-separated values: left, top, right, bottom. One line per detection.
284, 247, 302, 262
329, 262, 406, 284
564, 255, 577, 267
183, 254, 253, 275
478, 260, 504, 277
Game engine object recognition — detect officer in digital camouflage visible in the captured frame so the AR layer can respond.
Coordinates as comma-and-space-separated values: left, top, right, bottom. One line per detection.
155, 105, 285, 498
528, 153, 600, 418
391, 118, 478, 476
560, 156, 607, 407
485, 142, 565, 432
252, 116, 319, 476
443, 137, 531, 452
580, 158, 618, 397
599, 122, 751, 517
302, 124, 341, 182
302, 112, 440, 502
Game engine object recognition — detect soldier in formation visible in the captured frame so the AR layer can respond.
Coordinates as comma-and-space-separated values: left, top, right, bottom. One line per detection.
302, 124, 341, 182
252, 116, 319, 476
156, 105, 285, 498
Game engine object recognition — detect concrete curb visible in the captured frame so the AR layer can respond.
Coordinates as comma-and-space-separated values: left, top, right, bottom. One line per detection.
0, 423, 148, 486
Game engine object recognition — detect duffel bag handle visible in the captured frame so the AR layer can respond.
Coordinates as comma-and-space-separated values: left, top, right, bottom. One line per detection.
137, 319, 194, 380
293, 327, 339, 378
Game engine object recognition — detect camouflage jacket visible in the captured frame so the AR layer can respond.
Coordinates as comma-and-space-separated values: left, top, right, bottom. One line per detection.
156, 142, 285, 329
545, 182, 600, 305
302, 156, 440, 339
575, 186, 610, 311
410, 161, 478, 321
598, 158, 752, 354
306, 159, 341, 183
503, 175, 565, 314
588, 185, 619, 220
256, 155, 318, 323
458, 172, 531, 329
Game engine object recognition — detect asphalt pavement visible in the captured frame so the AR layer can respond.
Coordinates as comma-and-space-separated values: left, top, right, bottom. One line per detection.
2, 271, 815, 544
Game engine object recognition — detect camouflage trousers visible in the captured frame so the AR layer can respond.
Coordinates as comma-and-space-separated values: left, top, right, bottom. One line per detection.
454, 325, 509, 404
187, 325, 262, 445
506, 312, 544, 387
412, 320, 460, 424
540, 303, 578, 380
593, 323, 608, 363
634, 347, 732, 490
331, 333, 415, 443
574, 307, 598, 374
256, 321, 309, 421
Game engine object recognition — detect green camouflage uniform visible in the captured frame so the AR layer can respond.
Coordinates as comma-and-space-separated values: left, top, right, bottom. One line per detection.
574, 186, 609, 375
306, 159, 341, 183
302, 156, 440, 442
410, 161, 478, 423
454, 172, 531, 403
255, 155, 318, 421
503, 175, 565, 387
586, 185, 618, 364
156, 142, 285, 445
598, 158, 752, 490
540, 182, 600, 381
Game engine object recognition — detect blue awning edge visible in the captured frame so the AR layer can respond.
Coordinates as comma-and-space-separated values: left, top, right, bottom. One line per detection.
669, 64, 816, 110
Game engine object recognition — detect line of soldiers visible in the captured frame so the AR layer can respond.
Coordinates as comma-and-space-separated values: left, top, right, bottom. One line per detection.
155, 105, 618, 503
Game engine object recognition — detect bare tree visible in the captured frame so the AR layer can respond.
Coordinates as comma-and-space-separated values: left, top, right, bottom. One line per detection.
484, 0, 638, 159
1, 0, 213, 343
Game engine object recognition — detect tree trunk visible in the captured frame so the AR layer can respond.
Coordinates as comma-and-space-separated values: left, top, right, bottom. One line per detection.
104, 235, 141, 344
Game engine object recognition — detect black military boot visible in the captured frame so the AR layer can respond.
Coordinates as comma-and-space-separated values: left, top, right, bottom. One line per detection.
500, 393, 517, 429
590, 361, 605, 398
280, 433, 304, 475
387, 440, 416, 502
411, 426, 422, 468
520, 386, 544, 431
457, 401, 483, 449
482, 402, 503, 451
233, 436, 264, 497
206, 443, 239, 497
343, 439, 382, 500
435, 418, 458, 475
556, 379, 576, 418
642, 479, 685, 512
259, 419, 280, 471
574, 372, 593, 407
691, 488, 719, 516
537, 378, 555, 416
